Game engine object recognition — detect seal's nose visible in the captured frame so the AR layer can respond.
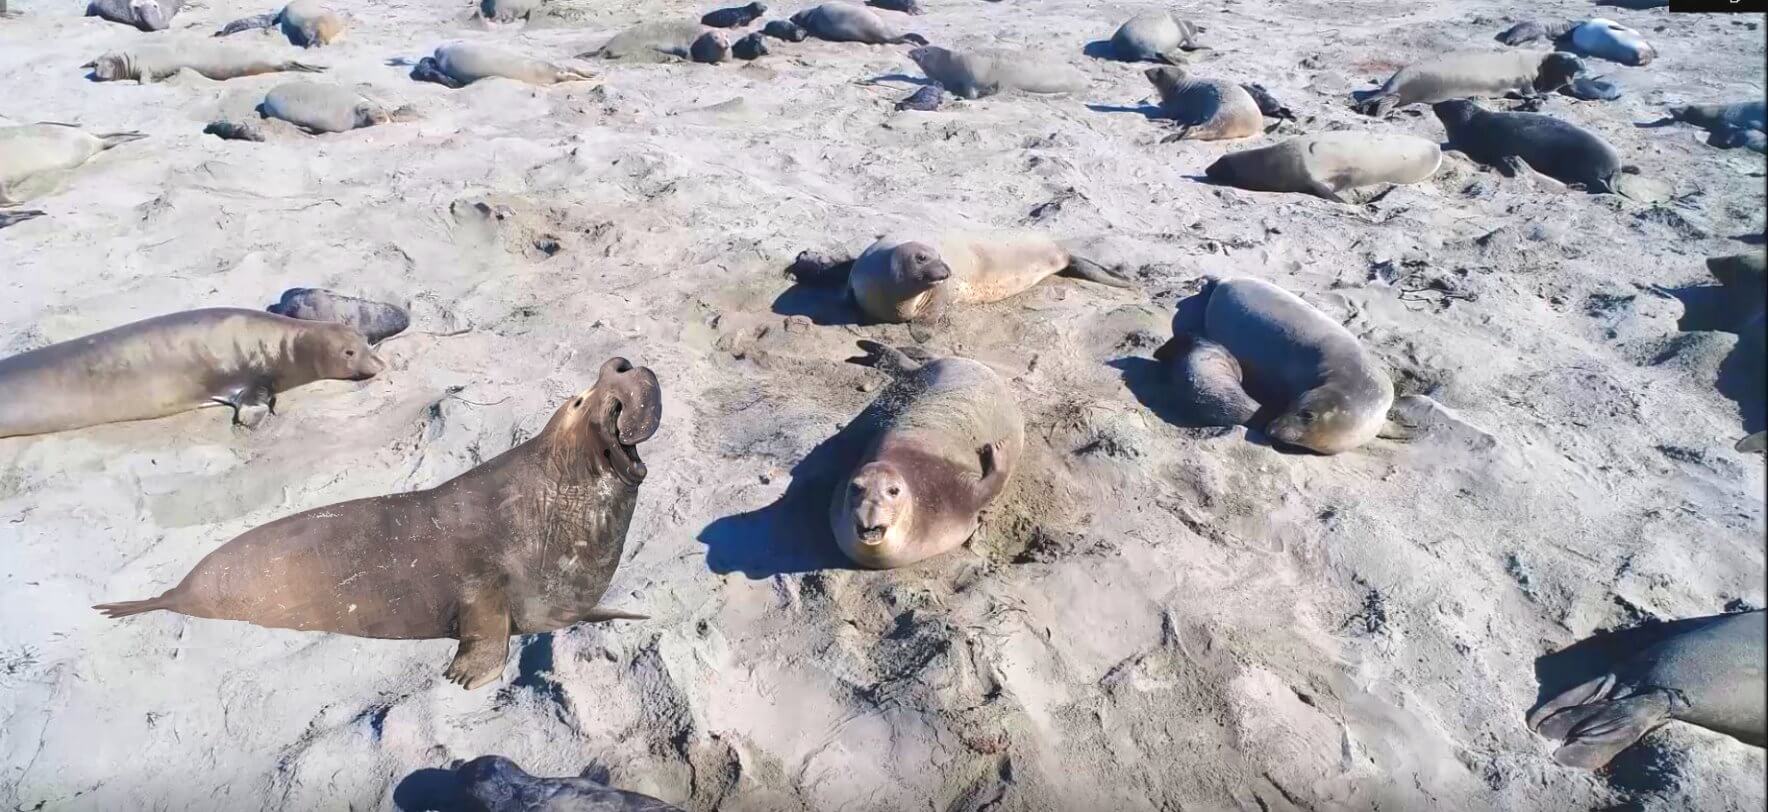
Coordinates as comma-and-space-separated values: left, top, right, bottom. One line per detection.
924, 260, 952, 283
598, 358, 661, 445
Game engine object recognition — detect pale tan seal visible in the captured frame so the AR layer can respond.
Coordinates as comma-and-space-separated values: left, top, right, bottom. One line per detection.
412, 42, 596, 87
1144, 65, 1262, 141
85, 42, 325, 83
0, 123, 145, 206
1154, 276, 1395, 454
96, 358, 661, 690
791, 2, 927, 45
260, 82, 412, 134
832, 341, 1023, 569
86, 0, 182, 31
907, 46, 1086, 99
1108, 10, 1204, 64
216, 0, 346, 47
582, 21, 731, 64
0, 308, 382, 438
1204, 131, 1442, 203
1353, 50, 1585, 117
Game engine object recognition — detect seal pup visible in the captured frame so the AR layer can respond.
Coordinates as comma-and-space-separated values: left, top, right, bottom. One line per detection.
267, 288, 410, 343
1204, 132, 1442, 203
1353, 50, 1585, 117
1154, 276, 1394, 454
690, 31, 731, 63
0, 308, 381, 438
216, 0, 346, 47
454, 756, 685, 812
790, 3, 928, 45
1528, 610, 1766, 768
867, 0, 924, 15
907, 47, 1085, 99
1496, 18, 1655, 66
1145, 66, 1262, 141
84, 43, 325, 83
1108, 11, 1203, 64
86, 0, 181, 31
478, 0, 543, 23
732, 31, 769, 60
896, 82, 944, 111
1655, 101, 1766, 153
95, 358, 662, 690
833, 341, 1023, 569
1, 123, 145, 206
411, 42, 596, 87
1434, 100, 1635, 194
763, 19, 808, 41
584, 21, 732, 63
260, 82, 412, 134
702, 1, 765, 28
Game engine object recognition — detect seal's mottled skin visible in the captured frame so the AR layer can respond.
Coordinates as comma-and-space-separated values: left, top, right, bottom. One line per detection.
1353, 50, 1584, 117
1146, 66, 1262, 141
455, 756, 685, 812
791, 3, 927, 45
96, 358, 662, 690
0, 308, 381, 438
1204, 132, 1441, 202
842, 231, 1133, 328
1529, 611, 1766, 769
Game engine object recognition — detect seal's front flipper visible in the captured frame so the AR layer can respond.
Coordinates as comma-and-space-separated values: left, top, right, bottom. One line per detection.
409, 57, 463, 88
582, 607, 649, 622
217, 381, 277, 427
1063, 256, 1137, 289
1303, 179, 1348, 204
215, 11, 278, 36
848, 339, 925, 375
1167, 335, 1259, 426
786, 249, 856, 286
1532, 682, 1675, 770
446, 599, 512, 690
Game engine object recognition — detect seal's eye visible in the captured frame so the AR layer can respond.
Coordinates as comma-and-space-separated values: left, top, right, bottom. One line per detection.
1297, 409, 1316, 422
345, 350, 356, 357
573, 397, 583, 408
887, 486, 901, 497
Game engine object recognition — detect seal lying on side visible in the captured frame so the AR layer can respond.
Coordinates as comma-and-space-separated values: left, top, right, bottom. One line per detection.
794, 231, 1134, 329
763, 19, 807, 41
833, 341, 1023, 569
1204, 132, 1442, 202
453, 756, 685, 812
86, 0, 181, 31
1657, 101, 1767, 153
1145, 66, 1262, 141
85, 43, 324, 82
0, 308, 381, 438
791, 3, 927, 45
410, 42, 596, 87
1434, 99, 1634, 193
216, 0, 345, 47
1353, 50, 1585, 117
260, 82, 413, 134
1496, 18, 1655, 66
1108, 11, 1203, 65
267, 288, 410, 343
1, 123, 145, 206
867, 0, 924, 15
583, 21, 731, 63
701, 1, 765, 28
908, 46, 1086, 99
479, 0, 542, 23
1528, 610, 1766, 768
1154, 276, 1394, 454
96, 358, 662, 690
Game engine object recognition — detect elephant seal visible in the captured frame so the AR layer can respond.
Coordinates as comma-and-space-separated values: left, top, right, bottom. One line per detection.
95, 357, 662, 690
907, 46, 1085, 99
867, 0, 924, 15
1145, 66, 1262, 141
790, 3, 928, 45
585, 21, 731, 63
1497, 18, 1655, 66
732, 31, 769, 60
479, 0, 542, 22
85, 43, 325, 82
701, 1, 765, 28
260, 82, 410, 133
1529, 610, 1766, 768
1240, 82, 1294, 120
1657, 101, 1766, 153
411, 42, 596, 87
1353, 50, 1585, 117
0, 308, 381, 438
453, 756, 685, 811
1434, 100, 1634, 193
267, 288, 410, 343
1739, 432, 1767, 453
690, 31, 731, 63
86, 0, 181, 31
216, 0, 345, 47
1204, 132, 1442, 203
896, 82, 944, 111
1, 123, 145, 206
763, 19, 807, 41
1108, 11, 1203, 64
832, 341, 1023, 569
1154, 276, 1394, 454
0, 209, 45, 229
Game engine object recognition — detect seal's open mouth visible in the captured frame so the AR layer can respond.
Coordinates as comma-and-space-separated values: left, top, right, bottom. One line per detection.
604, 399, 648, 485
855, 521, 887, 545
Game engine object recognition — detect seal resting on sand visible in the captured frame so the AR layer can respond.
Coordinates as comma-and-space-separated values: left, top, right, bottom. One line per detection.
1145, 66, 1262, 141
1529, 610, 1766, 769
86, 0, 181, 31
791, 3, 927, 45
454, 756, 685, 811
583, 21, 731, 63
701, 1, 765, 28
478, 0, 542, 23
1496, 18, 1655, 66
0, 308, 381, 438
1434, 99, 1640, 194
1204, 131, 1442, 202
1108, 11, 1203, 64
410, 42, 596, 87
95, 358, 662, 690
1353, 50, 1585, 117
85, 43, 325, 82
1154, 276, 1395, 454
832, 341, 1023, 569
908, 46, 1085, 99
260, 82, 412, 134
267, 288, 410, 343
215, 0, 345, 47
1656, 101, 1766, 153
1, 123, 145, 206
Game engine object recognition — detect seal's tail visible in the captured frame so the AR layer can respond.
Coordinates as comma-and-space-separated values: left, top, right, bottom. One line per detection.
97, 131, 147, 149
94, 594, 174, 618
1063, 256, 1136, 289
849, 339, 928, 375
288, 62, 327, 74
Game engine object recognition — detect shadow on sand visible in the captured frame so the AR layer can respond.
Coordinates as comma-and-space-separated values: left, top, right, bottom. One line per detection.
1662, 283, 1766, 435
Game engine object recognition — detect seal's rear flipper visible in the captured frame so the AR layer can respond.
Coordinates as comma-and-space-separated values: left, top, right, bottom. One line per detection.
848, 339, 925, 375
583, 607, 649, 621
787, 249, 855, 286
1738, 431, 1767, 453
1530, 679, 1675, 770
410, 56, 463, 88
1495, 20, 1549, 45
94, 594, 174, 618
898, 33, 929, 46
215, 11, 279, 36
1166, 335, 1259, 426
97, 131, 147, 149
1063, 256, 1136, 289
0, 209, 45, 229
288, 62, 327, 74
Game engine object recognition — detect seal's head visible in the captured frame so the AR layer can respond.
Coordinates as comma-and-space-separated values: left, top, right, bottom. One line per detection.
306, 325, 385, 382
455, 756, 530, 808
1430, 99, 1480, 130
84, 52, 131, 82
907, 46, 954, 75
889, 241, 951, 288
129, 0, 170, 30
546, 357, 663, 486
1263, 386, 1379, 455
691, 31, 730, 64
1143, 65, 1189, 92
836, 461, 912, 567
1203, 154, 1238, 185
1536, 52, 1585, 92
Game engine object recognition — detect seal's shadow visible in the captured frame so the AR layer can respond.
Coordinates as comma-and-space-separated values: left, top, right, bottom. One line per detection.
1108, 356, 1312, 454
392, 768, 475, 812
1082, 41, 1126, 60
866, 72, 935, 88
1663, 284, 1766, 434
771, 275, 862, 326
1085, 103, 1164, 121
697, 402, 888, 578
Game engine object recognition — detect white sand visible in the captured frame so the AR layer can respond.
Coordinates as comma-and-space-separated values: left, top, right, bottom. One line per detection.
1, 0, 1763, 808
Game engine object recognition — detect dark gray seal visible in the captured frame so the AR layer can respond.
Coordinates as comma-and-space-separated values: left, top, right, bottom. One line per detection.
1433, 99, 1633, 193
867, 0, 924, 15
732, 31, 769, 60
701, 1, 765, 28
267, 288, 410, 343
454, 756, 685, 811
895, 82, 944, 111
0, 209, 46, 229
86, 0, 182, 31
790, 3, 927, 45
763, 19, 807, 40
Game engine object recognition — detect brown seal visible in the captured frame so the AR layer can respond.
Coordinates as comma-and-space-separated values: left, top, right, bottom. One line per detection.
0, 308, 382, 439
95, 358, 663, 690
